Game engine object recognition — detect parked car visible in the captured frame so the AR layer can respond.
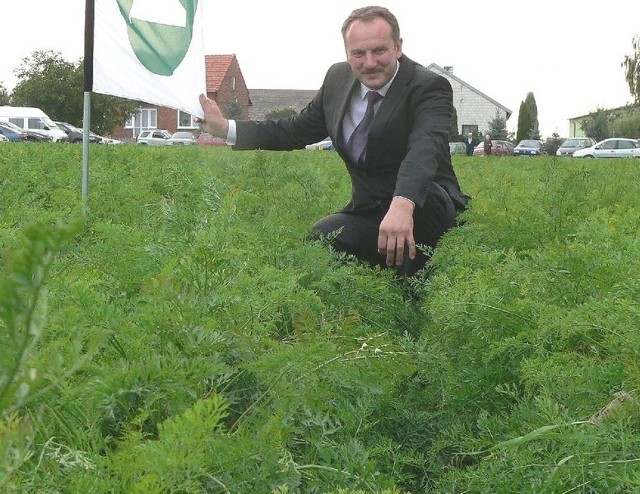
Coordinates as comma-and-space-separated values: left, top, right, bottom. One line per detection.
137, 129, 171, 145
55, 121, 100, 144
473, 140, 514, 156
197, 132, 227, 146
556, 137, 597, 157
305, 139, 334, 150
513, 139, 545, 156
166, 131, 196, 145
572, 138, 640, 158
449, 142, 466, 155
21, 128, 54, 142
0, 121, 28, 142
0, 120, 50, 142
100, 136, 123, 145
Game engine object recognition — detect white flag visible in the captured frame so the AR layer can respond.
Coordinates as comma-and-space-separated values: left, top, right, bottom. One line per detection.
93, 0, 205, 118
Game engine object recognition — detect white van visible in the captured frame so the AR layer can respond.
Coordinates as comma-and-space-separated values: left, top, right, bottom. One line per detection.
0, 106, 68, 142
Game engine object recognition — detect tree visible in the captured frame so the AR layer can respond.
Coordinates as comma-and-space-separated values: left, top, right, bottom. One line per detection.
265, 108, 297, 120
623, 35, 640, 104
487, 110, 508, 140
11, 50, 81, 120
516, 92, 540, 141
10, 50, 137, 135
0, 83, 9, 105
450, 106, 461, 141
610, 108, 640, 139
223, 100, 244, 120
580, 108, 610, 141
544, 132, 563, 156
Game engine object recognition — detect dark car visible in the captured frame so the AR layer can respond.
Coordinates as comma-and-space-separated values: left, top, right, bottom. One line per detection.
55, 121, 100, 144
514, 139, 545, 156
0, 120, 51, 142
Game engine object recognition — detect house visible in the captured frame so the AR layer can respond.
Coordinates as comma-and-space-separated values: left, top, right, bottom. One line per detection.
246, 64, 511, 139
111, 57, 510, 142
110, 54, 250, 141
568, 105, 640, 138
426, 63, 512, 138
247, 89, 318, 120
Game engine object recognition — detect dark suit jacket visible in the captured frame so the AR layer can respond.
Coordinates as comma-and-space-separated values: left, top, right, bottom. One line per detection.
465, 138, 476, 155
234, 54, 469, 213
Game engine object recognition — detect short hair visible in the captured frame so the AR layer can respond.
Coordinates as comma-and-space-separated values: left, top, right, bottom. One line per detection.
341, 6, 401, 44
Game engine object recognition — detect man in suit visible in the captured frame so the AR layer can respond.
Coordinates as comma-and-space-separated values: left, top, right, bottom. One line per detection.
465, 132, 476, 156
198, 6, 469, 276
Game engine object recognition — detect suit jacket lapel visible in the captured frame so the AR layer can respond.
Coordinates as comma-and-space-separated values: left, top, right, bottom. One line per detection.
335, 76, 359, 149
370, 56, 414, 136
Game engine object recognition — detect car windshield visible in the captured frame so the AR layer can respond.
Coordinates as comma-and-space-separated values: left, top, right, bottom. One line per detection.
0, 121, 24, 132
64, 123, 82, 132
519, 140, 540, 147
561, 139, 586, 148
43, 117, 58, 128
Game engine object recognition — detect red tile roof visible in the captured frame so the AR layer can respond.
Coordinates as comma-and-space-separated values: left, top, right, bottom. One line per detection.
205, 54, 235, 92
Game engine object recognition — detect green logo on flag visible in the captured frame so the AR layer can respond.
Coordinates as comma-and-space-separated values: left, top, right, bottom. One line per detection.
116, 0, 199, 76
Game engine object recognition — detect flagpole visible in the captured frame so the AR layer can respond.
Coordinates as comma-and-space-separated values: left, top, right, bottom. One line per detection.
82, 0, 95, 208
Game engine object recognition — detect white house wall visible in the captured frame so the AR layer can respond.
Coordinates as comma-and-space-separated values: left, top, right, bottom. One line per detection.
427, 64, 511, 135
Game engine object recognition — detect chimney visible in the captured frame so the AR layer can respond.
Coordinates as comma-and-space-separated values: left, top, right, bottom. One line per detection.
443, 66, 453, 73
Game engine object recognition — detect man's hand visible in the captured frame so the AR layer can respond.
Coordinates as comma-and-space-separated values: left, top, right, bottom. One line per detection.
377, 196, 416, 266
198, 94, 230, 138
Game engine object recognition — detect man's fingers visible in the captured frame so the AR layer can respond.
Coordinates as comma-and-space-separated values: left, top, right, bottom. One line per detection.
378, 236, 417, 266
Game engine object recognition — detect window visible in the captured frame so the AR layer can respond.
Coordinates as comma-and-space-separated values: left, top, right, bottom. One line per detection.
178, 111, 197, 128
126, 108, 157, 136
28, 117, 46, 130
618, 140, 635, 149
461, 124, 478, 137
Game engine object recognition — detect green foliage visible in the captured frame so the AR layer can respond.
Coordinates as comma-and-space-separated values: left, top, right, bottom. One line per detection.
265, 108, 298, 120
0, 83, 9, 105
544, 131, 564, 155
581, 107, 611, 141
609, 105, 640, 138
450, 106, 460, 141
516, 91, 540, 141
11, 50, 80, 117
8, 50, 137, 134
623, 35, 640, 104
487, 109, 508, 140
1, 145, 639, 492
223, 100, 244, 120
0, 219, 84, 490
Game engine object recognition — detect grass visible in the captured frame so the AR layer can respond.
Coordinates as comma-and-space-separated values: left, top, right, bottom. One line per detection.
1, 144, 639, 492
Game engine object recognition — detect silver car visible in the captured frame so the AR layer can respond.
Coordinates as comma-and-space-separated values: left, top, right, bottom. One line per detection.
167, 131, 197, 145
137, 129, 171, 145
572, 138, 640, 158
556, 137, 597, 157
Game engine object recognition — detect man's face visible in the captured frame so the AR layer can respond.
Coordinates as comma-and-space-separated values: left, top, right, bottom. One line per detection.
344, 17, 402, 90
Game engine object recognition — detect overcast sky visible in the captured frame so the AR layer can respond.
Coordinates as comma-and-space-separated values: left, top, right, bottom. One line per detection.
2, 0, 638, 137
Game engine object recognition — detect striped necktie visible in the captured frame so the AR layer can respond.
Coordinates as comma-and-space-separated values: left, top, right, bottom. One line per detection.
345, 90, 382, 164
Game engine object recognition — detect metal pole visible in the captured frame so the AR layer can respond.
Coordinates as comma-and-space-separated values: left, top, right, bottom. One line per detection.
82, 0, 95, 209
